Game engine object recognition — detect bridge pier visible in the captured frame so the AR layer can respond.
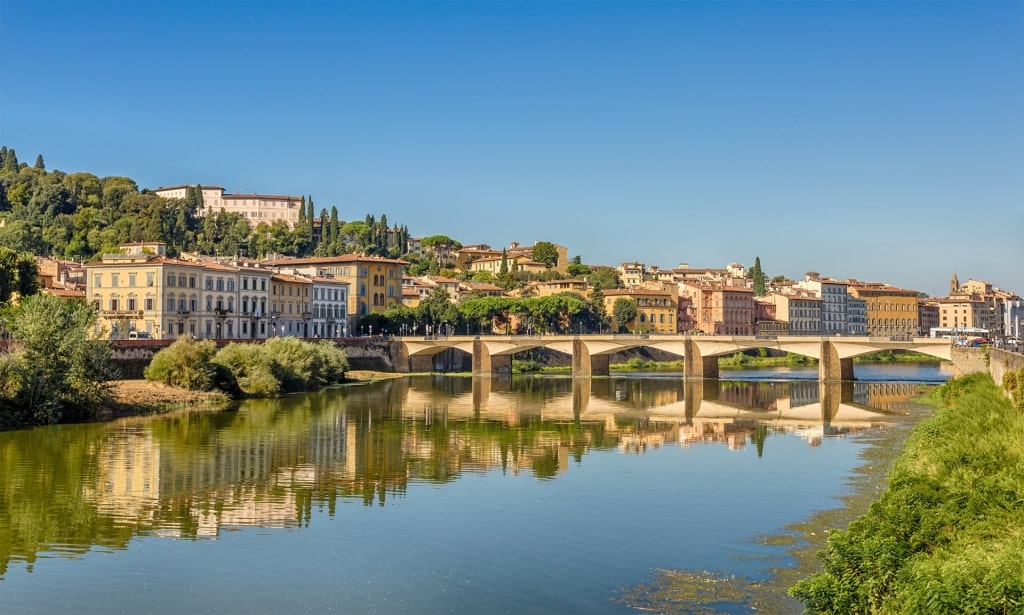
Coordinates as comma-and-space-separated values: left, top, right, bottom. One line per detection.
819, 341, 854, 382
683, 338, 719, 380
410, 354, 435, 373
572, 337, 609, 377
473, 338, 512, 375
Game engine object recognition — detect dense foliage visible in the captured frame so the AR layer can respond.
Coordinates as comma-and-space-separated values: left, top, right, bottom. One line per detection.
144, 337, 348, 397
0, 294, 115, 428
1003, 364, 1024, 412
789, 373, 1024, 614
0, 146, 410, 261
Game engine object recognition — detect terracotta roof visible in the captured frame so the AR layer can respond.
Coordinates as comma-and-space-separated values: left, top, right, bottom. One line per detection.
270, 254, 409, 266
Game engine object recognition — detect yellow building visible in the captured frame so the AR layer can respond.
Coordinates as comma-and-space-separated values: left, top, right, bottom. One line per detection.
602, 288, 677, 334
271, 254, 408, 326
847, 282, 920, 339
270, 273, 312, 337
85, 242, 279, 340
528, 278, 590, 298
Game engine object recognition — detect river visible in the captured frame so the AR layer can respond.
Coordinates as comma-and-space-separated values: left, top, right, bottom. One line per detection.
0, 363, 949, 614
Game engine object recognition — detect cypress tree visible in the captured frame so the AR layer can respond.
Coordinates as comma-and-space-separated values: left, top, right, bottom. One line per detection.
752, 256, 767, 296
34, 154, 45, 170
2, 148, 18, 172
299, 196, 307, 223
499, 248, 509, 275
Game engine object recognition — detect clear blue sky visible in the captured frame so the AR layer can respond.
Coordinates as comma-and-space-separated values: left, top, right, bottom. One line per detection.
1, 1, 1021, 297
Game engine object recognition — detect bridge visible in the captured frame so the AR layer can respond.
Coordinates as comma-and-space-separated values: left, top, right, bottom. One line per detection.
393, 334, 954, 381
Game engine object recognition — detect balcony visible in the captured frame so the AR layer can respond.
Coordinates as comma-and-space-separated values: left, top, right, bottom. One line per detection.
214, 308, 231, 317
101, 309, 143, 318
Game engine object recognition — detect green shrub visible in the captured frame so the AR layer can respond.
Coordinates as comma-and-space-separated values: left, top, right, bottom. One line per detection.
212, 342, 279, 397
790, 373, 1024, 613
1004, 366, 1024, 412
144, 338, 218, 391
211, 338, 348, 397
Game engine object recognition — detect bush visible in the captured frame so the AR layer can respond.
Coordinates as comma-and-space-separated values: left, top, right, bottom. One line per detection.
211, 338, 348, 397
1004, 366, 1024, 412
144, 338, 219, 391
212, 342, 278, 397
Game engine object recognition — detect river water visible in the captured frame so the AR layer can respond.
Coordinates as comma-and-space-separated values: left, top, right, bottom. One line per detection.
0, 363, 950, 614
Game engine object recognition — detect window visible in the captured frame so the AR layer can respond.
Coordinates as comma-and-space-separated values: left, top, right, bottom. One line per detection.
178, 275, 186, 287
129, 274, 136, 287
189, 276, 196, 288
216, 279, 224, 291
146, 273, 154, 286
145, 297, 154, 311
227, 280, 235, 292
94, 274, 102, 288
127, 297, 137, 311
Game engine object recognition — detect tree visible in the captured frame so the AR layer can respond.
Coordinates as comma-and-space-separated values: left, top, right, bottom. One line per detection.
0, 247, 39, 302
587, 267, 620, 291
34, 155, 45, 170
531, 241, 559, 268
612, 298, 637, 333
0, 293, 115, 426
499, 248, 509, 276
751, 256, 767, 296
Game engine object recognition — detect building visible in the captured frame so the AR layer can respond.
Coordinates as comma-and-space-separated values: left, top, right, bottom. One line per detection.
617, 262, 646, 287
762, 291, 822, 336
453, 241, 569, 274
602, 288, 677, 334
269, 254, 408, 326
85, 242, 276, 340
269, 273, 312, 337
847, 296, 867, 336
155, 184, 304, 228
847, 282, 920, 339
918, 300, 940, 337
753, 297, 788, 336
937, 295, 985, 331
677, 281, 754, 335
795, 273, 848, 336
527, 278, 589, 298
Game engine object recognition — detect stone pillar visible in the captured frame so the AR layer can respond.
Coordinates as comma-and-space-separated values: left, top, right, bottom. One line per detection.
683, 338, 719, 380
819, 341, 854, 382
393, 341, 411, 373
473, 338, 512, 375
572, 337, 609, 378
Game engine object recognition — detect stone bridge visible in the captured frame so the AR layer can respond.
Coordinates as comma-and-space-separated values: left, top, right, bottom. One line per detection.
394, 334, 954, 381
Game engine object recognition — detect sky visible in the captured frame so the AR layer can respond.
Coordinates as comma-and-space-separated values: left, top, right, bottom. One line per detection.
1, 1, 1021, 298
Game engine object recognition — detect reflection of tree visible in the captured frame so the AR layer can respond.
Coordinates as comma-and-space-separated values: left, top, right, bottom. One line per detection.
752, 424, 768, 458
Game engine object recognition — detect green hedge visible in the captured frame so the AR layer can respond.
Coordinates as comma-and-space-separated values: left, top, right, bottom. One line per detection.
789, 373, 1024, 614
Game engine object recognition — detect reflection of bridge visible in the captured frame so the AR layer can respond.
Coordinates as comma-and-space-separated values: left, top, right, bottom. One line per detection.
394, 335, 953, 381
400, 377, 905, 429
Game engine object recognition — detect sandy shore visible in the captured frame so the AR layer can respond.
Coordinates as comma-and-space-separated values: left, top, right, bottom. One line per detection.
103, 370, 408, 418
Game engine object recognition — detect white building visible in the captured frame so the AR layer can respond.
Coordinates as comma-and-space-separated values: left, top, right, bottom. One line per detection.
155, 184, 303, 228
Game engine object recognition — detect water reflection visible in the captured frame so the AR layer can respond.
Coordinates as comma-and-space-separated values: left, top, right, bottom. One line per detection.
0, 375, 927, 578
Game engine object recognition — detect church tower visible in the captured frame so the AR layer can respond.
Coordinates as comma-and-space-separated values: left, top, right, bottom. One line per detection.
949, 271, 960, 296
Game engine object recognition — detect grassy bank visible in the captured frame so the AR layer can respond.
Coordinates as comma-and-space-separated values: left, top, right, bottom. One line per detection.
789, 372, 1024, 613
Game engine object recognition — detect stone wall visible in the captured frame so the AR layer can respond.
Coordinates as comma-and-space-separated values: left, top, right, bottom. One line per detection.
988, 348, 1024, 390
